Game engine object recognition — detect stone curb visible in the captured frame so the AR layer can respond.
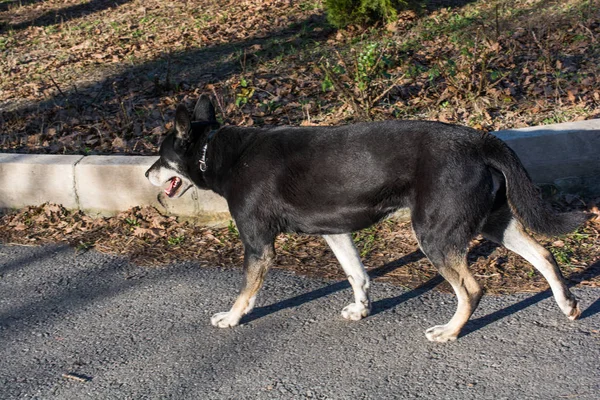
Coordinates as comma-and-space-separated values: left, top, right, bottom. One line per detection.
2, 120, 599, 223
495, 119, 600, 196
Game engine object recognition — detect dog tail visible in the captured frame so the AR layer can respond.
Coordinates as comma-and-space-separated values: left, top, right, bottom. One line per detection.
482, 133, 591, 235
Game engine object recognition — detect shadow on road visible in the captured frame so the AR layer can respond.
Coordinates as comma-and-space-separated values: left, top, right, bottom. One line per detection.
244, 250, 435, 324
245, 246, 599, 332
462, 259, 600, 338
462, 290, 553, 337
0, 243, 70, 274
0, 246, 178, 342
575, 260, 600, 319
581, 296, 600, 319
244, 239, 501, 323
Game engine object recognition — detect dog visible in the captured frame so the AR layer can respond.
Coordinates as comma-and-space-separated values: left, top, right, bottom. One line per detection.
146, 95, 590, 342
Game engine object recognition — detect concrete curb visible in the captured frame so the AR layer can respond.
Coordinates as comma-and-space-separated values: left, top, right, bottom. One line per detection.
73, 155, 228, 223
495, 119, 600, 196
2, 120, 599, 222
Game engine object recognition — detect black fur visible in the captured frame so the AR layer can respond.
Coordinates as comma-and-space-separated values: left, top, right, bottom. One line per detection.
149, 97, 587, 245
482, 138, 590, 235
146, 95, 590, 334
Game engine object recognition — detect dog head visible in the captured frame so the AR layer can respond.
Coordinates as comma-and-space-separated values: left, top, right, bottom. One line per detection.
145, 95, 219, 198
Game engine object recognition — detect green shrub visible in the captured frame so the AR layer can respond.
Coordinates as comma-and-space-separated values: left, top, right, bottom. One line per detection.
325, 0, 418, 28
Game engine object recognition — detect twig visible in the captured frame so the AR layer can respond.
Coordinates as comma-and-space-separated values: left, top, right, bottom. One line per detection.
578, 23, 597, 43
254, 87, 276, 98
478, 54, 488, 96
62, 373, 92, 383
372, 73, 407, 105
475, 273, 500, 278
530, 30, 545, 52
210, 87, 227, 118
320, 63, 367, 120
48, 76, 66, 98
303, 103, 311, 124
495, 3, 500, 40
165, 57, 171, 90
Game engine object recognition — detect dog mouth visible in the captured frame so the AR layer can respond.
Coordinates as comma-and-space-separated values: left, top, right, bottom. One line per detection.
164, 177, 183, 197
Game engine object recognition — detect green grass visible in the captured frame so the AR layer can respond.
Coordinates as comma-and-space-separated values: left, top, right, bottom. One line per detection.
125, 217, 140, 227
167, 235, 185, 246
300, 0, 321, 11
551, 246, 574, 266
76, 241, 94, 251
353, 226, 378, 257
227, 220, 239, 238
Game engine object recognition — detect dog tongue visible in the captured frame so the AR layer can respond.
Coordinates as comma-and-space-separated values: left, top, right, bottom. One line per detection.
165, 178, 178, 196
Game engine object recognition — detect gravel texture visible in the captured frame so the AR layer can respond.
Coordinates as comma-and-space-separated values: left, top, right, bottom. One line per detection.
1, 244, 599, 399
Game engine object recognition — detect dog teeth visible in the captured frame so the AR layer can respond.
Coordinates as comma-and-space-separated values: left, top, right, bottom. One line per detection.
164, 177, 182, 197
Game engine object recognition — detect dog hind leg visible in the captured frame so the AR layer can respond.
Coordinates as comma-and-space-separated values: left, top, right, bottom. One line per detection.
211, 243, 275, 328
323, 234, 371, 320
482, 211, 580, 320
410, 164, 493, 341
422, 249, 482, 342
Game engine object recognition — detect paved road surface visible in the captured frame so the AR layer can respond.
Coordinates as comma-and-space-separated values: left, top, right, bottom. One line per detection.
1, 244, 599, 399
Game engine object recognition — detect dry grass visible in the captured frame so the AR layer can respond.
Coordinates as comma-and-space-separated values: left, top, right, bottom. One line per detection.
1, 0, 599, 293
1, 203, 599, 293
1, 0, 598, 155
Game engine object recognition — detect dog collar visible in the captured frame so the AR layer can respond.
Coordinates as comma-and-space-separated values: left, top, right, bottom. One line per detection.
199, 143, 208, 171
198, 130, 216, 172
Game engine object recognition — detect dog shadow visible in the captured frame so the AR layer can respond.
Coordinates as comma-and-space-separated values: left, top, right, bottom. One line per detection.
243, 250, 426, 324
243, 246, 600, 332
567, 259, 600, 319
461, 259, 600, 337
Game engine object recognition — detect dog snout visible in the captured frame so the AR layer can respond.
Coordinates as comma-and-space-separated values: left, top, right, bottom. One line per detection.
145, 159, 161, 184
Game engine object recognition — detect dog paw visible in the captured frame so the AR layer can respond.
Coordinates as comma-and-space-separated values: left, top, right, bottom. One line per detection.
341, 303, 370, 321
560, 297, 581, 321
568, 304, 581, 321
425, 325, 458, 343
211, 311, 241, 328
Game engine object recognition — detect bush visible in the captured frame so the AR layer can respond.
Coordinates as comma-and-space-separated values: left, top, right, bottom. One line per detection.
325, 0, 417, 28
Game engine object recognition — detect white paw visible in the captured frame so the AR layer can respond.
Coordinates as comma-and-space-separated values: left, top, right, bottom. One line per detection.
425, 324, 458, 343
341, 303, 370, 321
211, 311, 241, 328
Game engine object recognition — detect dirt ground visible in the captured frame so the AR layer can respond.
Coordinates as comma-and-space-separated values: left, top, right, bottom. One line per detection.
2, 0, 599, 155
1, 0, 599, 293
1, 202, 598, 294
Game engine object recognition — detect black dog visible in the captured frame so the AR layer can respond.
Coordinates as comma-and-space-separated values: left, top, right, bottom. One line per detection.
146, 95, 589, 342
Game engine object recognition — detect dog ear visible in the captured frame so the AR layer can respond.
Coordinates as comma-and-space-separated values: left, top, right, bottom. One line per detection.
193, 94, 217, 124
174, 104, 192, 141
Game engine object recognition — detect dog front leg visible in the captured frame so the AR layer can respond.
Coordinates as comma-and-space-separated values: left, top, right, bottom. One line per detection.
211, 244, 274, 328
323, 234, 371, 320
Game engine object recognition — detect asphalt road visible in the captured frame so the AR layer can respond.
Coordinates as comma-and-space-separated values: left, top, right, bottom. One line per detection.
1, 243, 599, 399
